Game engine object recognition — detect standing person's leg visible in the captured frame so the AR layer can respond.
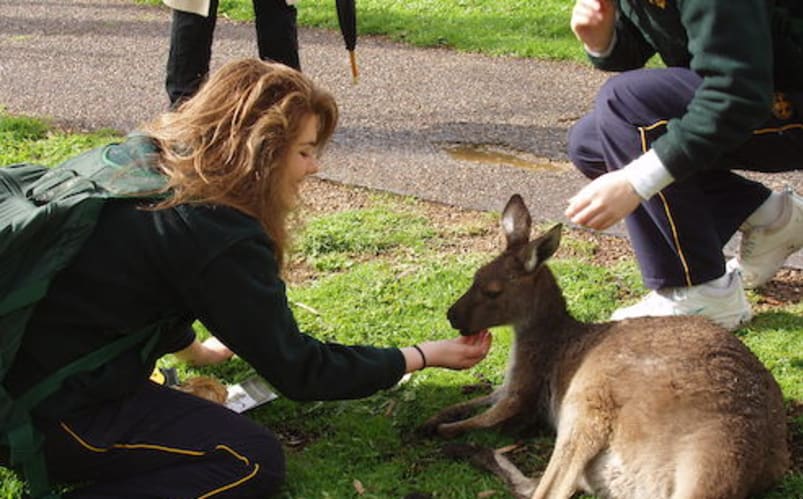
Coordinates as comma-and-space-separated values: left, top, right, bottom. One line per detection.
166, 0, 220, 107
41, 381, 284, 498
253, 0, 301, 70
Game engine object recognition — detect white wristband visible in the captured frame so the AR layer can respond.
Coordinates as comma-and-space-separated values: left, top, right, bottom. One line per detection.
621, 149, 674, 200
585, 31, 617, 58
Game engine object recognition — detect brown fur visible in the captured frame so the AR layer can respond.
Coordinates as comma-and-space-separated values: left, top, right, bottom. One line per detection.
176, 376, 228, 405
420, 194, 789, 499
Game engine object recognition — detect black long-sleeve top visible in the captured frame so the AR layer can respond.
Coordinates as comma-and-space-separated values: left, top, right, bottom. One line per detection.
6, 198, 406, 418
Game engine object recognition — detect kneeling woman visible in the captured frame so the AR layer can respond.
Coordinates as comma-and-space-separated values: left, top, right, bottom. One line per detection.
4, 59, 491, 497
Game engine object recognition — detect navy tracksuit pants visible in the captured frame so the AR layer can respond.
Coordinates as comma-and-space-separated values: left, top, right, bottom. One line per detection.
166, 0, 300, 107
567, 67, 803, 289
39, 381, 285, 498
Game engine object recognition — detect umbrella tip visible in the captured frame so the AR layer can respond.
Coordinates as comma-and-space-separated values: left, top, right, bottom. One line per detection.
349, 50, 359, 84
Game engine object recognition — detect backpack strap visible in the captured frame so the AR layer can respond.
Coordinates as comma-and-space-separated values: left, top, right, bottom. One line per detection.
29, 133, 167, 205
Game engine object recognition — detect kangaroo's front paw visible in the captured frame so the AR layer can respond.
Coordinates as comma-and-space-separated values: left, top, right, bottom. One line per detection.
436, 421, 467, 439
417, 408, 473, 437
417, 418, 466, 439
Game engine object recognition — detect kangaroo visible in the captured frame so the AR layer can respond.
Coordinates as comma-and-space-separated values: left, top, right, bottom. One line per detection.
420, 194, 789, 499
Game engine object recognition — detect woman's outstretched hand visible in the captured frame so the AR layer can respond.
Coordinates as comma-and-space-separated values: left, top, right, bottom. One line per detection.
403, 330, 492, 373
175, 337, 235, 367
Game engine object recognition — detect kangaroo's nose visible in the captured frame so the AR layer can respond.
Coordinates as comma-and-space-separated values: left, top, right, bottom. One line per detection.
446, 304, 462, 331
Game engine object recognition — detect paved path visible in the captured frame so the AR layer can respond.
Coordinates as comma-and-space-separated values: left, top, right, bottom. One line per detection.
1, 0, 801, 268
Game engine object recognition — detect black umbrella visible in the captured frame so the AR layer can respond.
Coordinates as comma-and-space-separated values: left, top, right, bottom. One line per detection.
335, 0, 358, 82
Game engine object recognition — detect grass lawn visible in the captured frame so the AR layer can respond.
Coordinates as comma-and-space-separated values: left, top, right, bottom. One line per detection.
0, 114, 800, 498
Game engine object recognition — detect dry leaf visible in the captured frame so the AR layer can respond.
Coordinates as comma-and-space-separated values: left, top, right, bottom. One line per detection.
477, 490, 498, 498
384, 399, 397, 417
291, 300, 321, 316
353, 479, 365, 495
495, 443, 520, 454
176, 376, 228, 404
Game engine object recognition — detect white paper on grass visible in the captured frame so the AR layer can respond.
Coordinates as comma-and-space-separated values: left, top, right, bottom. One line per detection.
225, 375, 279, 413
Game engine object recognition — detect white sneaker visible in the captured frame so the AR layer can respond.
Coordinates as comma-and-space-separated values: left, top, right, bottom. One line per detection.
727, 187, 803, 288
610, 271, 753, 331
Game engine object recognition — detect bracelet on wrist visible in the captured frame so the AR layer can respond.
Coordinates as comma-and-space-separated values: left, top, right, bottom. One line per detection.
412, 344, 427, 369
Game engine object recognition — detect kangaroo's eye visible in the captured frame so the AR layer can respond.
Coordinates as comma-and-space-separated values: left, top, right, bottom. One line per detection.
483, 280, 503, 298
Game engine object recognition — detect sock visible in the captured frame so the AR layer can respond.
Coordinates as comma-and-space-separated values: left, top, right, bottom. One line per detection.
744, 191, 786, 230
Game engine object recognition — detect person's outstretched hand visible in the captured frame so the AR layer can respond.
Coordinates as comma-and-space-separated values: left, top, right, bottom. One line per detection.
404, 330, 492, 373
565, 169, 641, 230
175, 337, 235, 367
571, 0, 617, 53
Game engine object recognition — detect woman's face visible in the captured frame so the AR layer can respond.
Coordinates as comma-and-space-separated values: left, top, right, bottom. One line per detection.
284, 114, 321, 196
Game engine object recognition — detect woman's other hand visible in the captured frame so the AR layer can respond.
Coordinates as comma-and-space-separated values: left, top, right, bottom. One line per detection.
175, 336, 235, 366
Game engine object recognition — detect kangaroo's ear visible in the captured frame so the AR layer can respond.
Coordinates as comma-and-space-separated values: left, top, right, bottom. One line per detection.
501, 194, 532, 248
520, 223, 562, 272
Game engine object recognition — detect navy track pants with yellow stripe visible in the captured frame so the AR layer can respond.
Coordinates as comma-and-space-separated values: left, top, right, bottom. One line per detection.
568, 67, 803, 289
39, 381, 284, 498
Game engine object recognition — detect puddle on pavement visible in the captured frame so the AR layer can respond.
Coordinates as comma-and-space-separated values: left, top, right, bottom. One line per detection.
442, 143, 569, 173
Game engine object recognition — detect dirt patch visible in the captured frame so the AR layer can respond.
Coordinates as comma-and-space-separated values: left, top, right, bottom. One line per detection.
755, 268, 803, 310
296, 177, 803, 306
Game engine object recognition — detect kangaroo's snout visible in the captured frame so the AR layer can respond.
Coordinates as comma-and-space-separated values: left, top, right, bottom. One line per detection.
446, 301, 471, 335
446, 305, 458, 329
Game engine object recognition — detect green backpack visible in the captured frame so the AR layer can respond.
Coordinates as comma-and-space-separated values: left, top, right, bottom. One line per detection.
0, 134, 169, 498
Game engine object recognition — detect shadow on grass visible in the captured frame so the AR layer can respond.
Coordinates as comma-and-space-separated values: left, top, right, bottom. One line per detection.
747, 310, 803, 331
